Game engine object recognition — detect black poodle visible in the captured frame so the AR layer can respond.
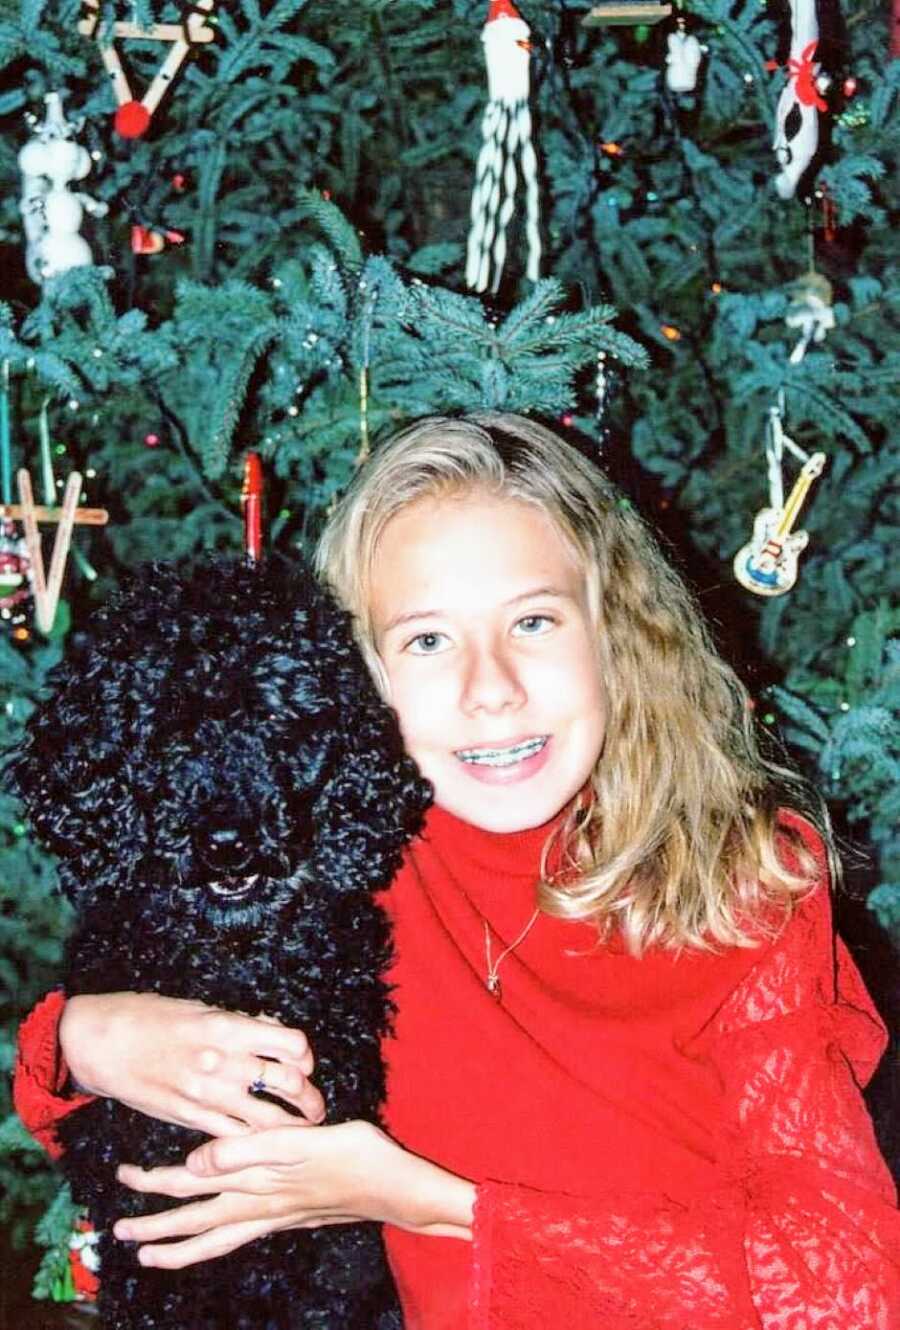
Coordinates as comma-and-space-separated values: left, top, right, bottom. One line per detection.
9, 556, 431, 1330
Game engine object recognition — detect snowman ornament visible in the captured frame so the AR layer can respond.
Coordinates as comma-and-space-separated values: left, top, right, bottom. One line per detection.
18, 92, 108, 284
772, 0, 828, 199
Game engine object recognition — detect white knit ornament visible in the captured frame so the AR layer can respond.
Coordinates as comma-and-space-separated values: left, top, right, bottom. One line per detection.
465, 0, 541, 294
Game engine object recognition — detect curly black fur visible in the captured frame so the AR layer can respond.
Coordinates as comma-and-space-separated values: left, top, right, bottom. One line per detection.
9, 557, 432, 1330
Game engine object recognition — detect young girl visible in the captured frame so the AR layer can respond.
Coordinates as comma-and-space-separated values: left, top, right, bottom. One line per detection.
15, 412, 900, 1329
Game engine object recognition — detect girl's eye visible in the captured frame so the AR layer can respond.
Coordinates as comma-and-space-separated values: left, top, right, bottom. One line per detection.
406, 631, 450, 655
514, 614, 554, 636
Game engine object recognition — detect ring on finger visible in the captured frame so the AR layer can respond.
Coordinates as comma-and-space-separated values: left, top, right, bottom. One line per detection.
248, 1058, 269, 1095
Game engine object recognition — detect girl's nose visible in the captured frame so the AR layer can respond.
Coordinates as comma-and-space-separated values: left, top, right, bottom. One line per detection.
461, 644, 526, 715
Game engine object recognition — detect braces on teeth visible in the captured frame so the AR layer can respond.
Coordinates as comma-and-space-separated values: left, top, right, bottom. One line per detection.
458, 738, 546, 766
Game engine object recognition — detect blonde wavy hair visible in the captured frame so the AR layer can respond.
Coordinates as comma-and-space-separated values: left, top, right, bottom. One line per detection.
315, 411, 829, 954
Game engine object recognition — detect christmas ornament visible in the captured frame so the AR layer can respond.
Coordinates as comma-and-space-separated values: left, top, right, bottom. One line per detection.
465, 0, 541, 294
68, 1218, 100, 1302
78, 0, 216, 140
13, 468, 109, 635
131, 223, 185, 253
1, 359, 11, 511
733, 401, 826, 597
241, 451, 264, 562
0, 520, 32, 628
772, 0, 828, 199
665, 19, 704, 93
583, 2, 672, 26
816, 183, 838, 239
785, 268, 834, 363
18, 92, 108, 283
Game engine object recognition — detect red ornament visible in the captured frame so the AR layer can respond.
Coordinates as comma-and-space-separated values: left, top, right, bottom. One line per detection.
68, 1218, 100, 1302
131, 225, 164, 255
561, 412, 574, 427
842, 76, 857, 97
817, 183, 838, 241
241, 452, 265, 562
114, 100, 151, 139
144, 432, 160, 447
788, 41, 828, 111
172, 173, 187, 191
488, 0, 523, 21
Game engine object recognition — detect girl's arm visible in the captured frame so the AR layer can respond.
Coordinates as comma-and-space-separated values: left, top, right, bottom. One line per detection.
14, 990, 94, 1159
113, 867, 898, 1321
469, 866, 900, 1329
14, 989, 326, 1158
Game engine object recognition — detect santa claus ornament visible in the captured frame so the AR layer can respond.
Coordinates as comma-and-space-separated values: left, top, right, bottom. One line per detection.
465, 0, 541, 294
771, 0, 829, 199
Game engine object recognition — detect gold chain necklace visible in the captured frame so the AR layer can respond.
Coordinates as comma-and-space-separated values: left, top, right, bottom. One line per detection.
483, 907, 540, 1001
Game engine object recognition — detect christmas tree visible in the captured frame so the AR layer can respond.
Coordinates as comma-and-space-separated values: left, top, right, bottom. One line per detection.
1, 0, 897, 1302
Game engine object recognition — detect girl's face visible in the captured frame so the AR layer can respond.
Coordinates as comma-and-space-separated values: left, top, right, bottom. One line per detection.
370, 490, 606, 833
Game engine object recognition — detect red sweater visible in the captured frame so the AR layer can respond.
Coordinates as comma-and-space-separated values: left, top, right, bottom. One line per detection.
15, 808, 900, 1329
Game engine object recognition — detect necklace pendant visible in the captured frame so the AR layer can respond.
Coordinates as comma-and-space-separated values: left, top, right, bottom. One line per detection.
486, 973, 502, 1000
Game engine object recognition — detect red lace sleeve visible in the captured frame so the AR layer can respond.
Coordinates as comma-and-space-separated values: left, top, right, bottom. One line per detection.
470, 839, 900, 1329
13, 990, 95, 1160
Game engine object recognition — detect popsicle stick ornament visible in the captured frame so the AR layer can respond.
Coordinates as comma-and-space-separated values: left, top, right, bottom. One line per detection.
582, 2, 672, 27
15, 468, 109, 633
79, 0, 216, 139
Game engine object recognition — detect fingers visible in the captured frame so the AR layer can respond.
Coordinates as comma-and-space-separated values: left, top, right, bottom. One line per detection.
199, 1009, 314, 1076
242, 1055, 326, 1125
137, 1220, 273, 1269
117, 1163, 226, 1199
187, 1014, 325, 1126
186, 1127, 312, 1177
177, 1064, 324, 1131
115, 1194, 362, 1268
115, 1190, 263, 1242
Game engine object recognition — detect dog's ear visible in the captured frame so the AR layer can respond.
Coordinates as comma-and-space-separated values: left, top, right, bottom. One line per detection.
308, 672, 431, 895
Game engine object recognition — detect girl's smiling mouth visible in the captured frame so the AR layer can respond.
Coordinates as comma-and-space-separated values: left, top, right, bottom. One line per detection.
454, 736, 551, 782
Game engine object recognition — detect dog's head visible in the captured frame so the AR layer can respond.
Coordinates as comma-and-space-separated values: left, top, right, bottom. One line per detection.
8, 557, 431, 930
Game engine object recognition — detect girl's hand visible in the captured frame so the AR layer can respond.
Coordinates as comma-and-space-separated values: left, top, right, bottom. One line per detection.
113, 1121, 475, 1267
60, 992, 325, 1136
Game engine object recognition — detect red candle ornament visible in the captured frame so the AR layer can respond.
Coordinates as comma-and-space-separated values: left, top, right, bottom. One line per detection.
241, 452, 264, 562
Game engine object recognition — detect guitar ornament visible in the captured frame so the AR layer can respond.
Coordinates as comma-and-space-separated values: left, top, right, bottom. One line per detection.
733, 450, 826, 597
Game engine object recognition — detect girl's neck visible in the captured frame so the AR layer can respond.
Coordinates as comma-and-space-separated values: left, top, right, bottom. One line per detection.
422, 801, 567, 880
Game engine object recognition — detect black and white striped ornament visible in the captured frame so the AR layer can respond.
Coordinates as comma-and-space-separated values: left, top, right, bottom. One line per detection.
465, 0, 540, 294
